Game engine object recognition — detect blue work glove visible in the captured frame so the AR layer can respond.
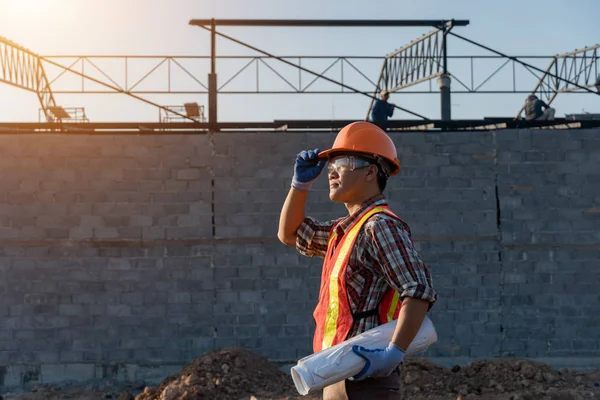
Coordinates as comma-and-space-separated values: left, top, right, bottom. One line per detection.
351, 342, 405, 380
291, 148, 327, 192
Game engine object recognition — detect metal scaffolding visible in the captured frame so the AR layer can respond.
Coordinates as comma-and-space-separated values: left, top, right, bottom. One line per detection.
0, 36, 195, 123
516, 44, 600, 119
366, 21, 453, 120
0, 19, 598, 131
41, 55, 594, 96
0, 36, 57, 121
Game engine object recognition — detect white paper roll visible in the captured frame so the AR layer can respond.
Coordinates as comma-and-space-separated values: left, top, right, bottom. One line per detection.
291, 315, 437, 396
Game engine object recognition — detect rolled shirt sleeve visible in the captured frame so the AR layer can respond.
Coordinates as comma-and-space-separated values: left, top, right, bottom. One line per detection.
295, 216, 341, 259
365, 216, 437, 306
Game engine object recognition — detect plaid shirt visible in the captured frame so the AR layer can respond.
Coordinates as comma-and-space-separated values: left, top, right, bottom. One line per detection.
296, 195, 437, 337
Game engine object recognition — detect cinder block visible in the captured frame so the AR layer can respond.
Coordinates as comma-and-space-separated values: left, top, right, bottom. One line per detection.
230, 279, 257, 291
59, 351, 85, 362
176, 215, 201, 227
121, 292, 144, 306
58, 305, 85, 317
166, 226, 212, 239
167, 292, 191, 304
142, 227, 166, 239
167, 304, 192, 315
129, 215, 153, 227
93, 227, 119, 239
106, 305, 132, 317
234, 326, 259, 337
107, 259, 132, 270
189, 202, 212, 215
239, 291, 261, 303
174, 168, 201, 181
63, 363, 95, 382
39, 364, 65, 384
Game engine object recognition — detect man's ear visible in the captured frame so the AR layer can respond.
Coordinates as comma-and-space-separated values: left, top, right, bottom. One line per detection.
364, 165, 378, 182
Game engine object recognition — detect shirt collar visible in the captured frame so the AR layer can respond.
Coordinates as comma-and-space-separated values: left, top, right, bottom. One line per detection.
334, 194, 388, 236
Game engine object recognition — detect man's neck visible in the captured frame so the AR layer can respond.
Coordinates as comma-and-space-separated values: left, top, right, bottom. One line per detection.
345, 191, 382, 216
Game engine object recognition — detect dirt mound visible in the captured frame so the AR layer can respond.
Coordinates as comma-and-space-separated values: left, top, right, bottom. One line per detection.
134, 346, 307, 400
130, 348, 600, 400
401, 358, 600, 399
6, 351, 600, 400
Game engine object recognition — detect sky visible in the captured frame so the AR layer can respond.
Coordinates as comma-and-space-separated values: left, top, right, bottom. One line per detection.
0, 0, 598, 123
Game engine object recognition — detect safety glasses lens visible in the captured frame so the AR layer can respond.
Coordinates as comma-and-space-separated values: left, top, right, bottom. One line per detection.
327, 157, 371, 173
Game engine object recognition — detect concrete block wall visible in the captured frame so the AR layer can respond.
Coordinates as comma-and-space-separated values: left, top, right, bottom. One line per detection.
0, 129, 599, 387
495, 130, 600, 360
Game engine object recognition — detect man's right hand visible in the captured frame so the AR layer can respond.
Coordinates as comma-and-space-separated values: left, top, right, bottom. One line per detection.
291, 148, 326, 191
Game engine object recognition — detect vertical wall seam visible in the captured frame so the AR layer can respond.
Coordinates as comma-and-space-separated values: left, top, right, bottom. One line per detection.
492, 129, 506, 356
207, 130, 217, 341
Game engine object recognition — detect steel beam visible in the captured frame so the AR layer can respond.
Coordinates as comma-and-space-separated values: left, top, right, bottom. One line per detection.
1, 118, 598, 133
189, 19, 469, 27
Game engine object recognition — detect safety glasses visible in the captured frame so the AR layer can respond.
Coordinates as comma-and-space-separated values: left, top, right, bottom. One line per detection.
327, 156, 373, 174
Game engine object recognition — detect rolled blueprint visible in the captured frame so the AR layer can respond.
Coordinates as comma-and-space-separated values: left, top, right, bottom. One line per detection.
291, 315, 437, 396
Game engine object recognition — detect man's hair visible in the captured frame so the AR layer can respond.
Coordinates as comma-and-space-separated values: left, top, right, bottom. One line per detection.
376, 170, 388, 193
362, 155, 390, 193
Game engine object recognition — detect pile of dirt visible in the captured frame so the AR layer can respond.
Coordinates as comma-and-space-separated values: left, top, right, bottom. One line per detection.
401, 358, 600, 399
131, 347, 600, 400
5, 349, 600, 400
133, 346, 314, 400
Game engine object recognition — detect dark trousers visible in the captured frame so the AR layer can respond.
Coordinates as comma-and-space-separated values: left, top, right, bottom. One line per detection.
322, 368, 403, 400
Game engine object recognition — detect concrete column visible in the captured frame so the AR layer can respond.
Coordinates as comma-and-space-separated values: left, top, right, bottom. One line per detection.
438, 74, 452, 121
208, 73, 217, 129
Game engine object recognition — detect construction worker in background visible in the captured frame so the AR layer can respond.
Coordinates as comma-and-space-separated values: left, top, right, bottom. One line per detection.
523, 94, 556, 121
278, 121, 437, 399
595, 73, 600, 93
370, 90, 395, 126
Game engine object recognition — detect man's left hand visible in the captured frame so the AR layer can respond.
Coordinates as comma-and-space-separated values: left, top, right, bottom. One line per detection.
351, 342, 405, 380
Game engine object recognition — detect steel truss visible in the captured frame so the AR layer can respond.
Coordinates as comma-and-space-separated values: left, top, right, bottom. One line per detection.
516, 44, 600, 118
367, 22, 452, 119
0, 36, 57, 121
378, 28, 446, 92
0, 37, 194, 123
41, 54, 590, 95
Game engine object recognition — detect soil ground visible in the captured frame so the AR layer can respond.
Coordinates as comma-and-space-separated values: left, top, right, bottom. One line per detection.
4, 347, 600, 400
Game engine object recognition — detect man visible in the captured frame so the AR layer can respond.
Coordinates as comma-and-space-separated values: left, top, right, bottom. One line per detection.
370, 90, 395, 125
524, 94, 556, 121
278, 121, 437, 399
595, 73, 600, 94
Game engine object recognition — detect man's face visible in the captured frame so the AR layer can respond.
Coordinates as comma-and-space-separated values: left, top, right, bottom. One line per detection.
327, 155, 376, 202
382, 93, 390, 101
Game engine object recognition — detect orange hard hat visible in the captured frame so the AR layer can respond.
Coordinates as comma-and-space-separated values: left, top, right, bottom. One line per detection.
318, 121, 401, 176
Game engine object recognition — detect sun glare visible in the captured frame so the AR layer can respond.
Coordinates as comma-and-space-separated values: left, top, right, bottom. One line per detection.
1, 0, 86, 51
4, 0, 61, 14
2, 0, 75, 32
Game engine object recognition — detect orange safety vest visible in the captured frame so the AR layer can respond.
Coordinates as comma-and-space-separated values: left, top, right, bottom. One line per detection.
312, 205, 403, 353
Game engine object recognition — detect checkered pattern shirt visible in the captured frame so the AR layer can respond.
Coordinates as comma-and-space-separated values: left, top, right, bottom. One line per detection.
296, 195, 437, 337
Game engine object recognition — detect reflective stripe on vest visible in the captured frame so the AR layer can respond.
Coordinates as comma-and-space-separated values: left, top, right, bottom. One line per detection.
320, 206, 398, 351
387, 291, 400, 322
